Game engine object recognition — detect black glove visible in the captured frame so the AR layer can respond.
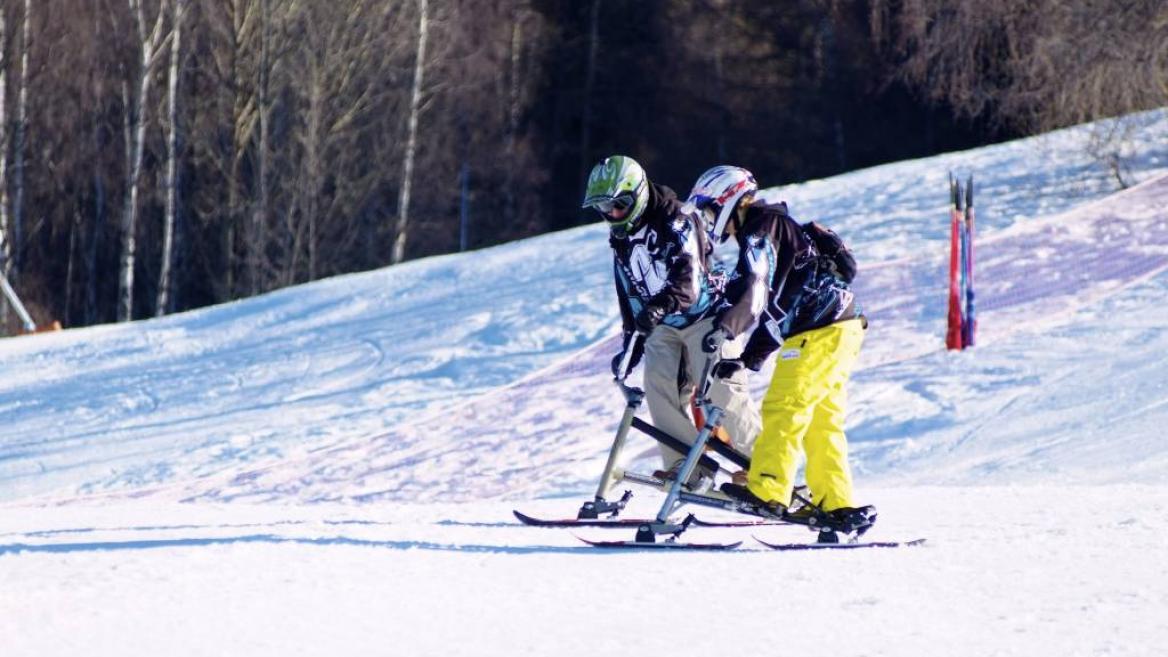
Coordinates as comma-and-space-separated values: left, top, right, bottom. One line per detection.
611, 336, 645, 378
712, 359, 744, 379
702, 327, 730, 353
634, 304, 667, 334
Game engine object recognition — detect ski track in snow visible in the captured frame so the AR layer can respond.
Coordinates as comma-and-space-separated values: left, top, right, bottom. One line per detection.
79, 173, 1168, 506
1, 112, 1168, 657
2, 113, 1168, 504
2, 487, 1167, 657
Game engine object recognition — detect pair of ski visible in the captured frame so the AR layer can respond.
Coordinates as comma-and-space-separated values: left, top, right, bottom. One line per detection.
581, 534, 927, 551
516, 488, 925, 549
516, 502, 925, 549
512, 509, 783, 530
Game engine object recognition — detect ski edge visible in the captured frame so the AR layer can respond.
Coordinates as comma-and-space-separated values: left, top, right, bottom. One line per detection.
576, 534, 743, 550
753, 536, 927, 551
512, 510, 657, 528
690, 516, 789, 528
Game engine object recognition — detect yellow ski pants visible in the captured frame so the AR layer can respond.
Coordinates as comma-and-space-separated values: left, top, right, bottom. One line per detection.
746, 319, 864, 512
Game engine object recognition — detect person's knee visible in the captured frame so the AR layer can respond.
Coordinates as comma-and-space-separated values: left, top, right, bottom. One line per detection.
761, 392, 811, 416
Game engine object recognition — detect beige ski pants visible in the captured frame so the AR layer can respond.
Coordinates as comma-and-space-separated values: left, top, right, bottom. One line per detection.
642, 317, 760, 467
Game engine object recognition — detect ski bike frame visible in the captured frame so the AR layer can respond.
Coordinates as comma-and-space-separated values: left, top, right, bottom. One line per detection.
632, 333, 729, 543
573, 332, 864, 543
576, 333, 645, 519
578, 330, 738, 521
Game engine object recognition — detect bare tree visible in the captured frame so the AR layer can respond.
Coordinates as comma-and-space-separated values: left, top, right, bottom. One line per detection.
0, 0, 1037, 331
391, 0, 429, 265
225, 0, 290, 295
0, 11, 9, 299
247, 0, 271, 295
283, 0, 408, 282
117, 0, 172, 321
156, 0, 185, 316
1010, 2, 1167, 186
191, 0, 258, 301
224, 0, 255, 299
874, 0, 1168, 183
8, 0, 28, 279
502, 1, 525, 227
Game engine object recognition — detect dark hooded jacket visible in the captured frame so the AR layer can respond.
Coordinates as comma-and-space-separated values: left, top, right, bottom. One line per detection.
713, 197, 862, 370
610, 183, 717, 335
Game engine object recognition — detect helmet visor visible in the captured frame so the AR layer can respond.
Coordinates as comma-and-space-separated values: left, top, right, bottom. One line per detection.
585, 192, 636, 217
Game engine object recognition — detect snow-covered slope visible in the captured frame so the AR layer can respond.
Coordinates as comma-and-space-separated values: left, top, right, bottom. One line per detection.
2, 111, 1168, 657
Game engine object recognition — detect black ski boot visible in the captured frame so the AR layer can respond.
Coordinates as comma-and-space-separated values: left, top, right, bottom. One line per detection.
825, 505, 878, 534
780, 501, 878, 542
718, 483, 786, 519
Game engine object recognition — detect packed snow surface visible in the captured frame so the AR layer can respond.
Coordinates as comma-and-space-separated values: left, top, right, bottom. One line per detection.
2, 111, 1168, 656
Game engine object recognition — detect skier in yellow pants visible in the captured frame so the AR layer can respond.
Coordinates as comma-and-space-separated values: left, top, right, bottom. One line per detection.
684, 165, 873, 532
748, 318, 864, 512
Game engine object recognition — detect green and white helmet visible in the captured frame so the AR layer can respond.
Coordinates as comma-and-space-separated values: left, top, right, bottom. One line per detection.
581, 155, 650, 236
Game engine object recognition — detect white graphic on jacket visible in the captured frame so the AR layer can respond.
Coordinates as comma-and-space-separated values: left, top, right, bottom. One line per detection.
614, 219, 714, 329
627, 240, 670, 297
743, 235, 774, 317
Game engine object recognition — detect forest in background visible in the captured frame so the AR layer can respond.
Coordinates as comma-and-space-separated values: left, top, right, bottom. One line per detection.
0, 0, 1164, 332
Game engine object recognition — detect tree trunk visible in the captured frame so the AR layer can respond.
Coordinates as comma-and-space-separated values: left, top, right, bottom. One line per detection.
391, 0, 429, 265
459, 145, 469, 252
157, 0, 185, 317
577, 0, 600, 201
251, 0, 271, 294
225, 0, 259, 301
503, 5, 523, 226
303, 59, 323, 281
88, 167, 104, 325
66, 210, 79, 326
10, 0, 30, 278
118, 70, 149, 321
118, 0, 171, 322
0, 12, 9, 331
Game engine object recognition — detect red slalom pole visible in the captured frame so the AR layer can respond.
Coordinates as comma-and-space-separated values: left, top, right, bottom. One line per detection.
946, 174, 965, 350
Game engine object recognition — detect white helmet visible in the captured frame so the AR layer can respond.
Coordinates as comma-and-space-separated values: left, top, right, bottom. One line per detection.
686, 166, 757, 242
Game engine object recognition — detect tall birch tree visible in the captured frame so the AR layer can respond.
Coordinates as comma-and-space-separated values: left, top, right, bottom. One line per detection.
390, 0, 429, 265
9, 0, 28, 279
117, 0, 171, 321
0, 11, 9, 280
286, 0, 407, 282
156, 0, 185, 316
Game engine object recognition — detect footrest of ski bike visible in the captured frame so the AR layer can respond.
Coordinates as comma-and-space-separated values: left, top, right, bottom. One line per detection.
633, 514, 696, 542
576, 490, 634, 519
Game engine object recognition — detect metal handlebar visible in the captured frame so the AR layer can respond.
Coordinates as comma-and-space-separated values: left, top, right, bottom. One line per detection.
613, 331, 645, 382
